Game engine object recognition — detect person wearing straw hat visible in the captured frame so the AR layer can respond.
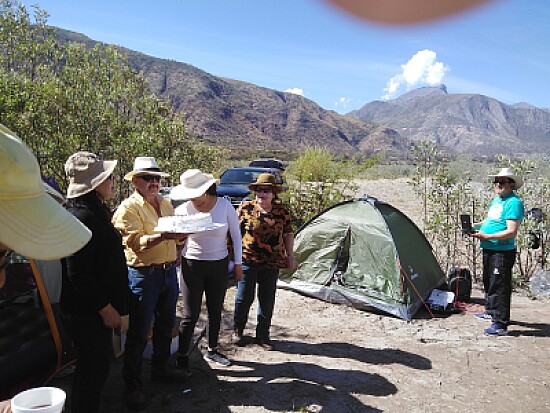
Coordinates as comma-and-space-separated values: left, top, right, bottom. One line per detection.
232, 173, 298, 350
469, 167, 524, 336
0, 124, 91, 261
0, 124, 92, 413
112, 156, 188, 411
61, 152, 130, 413
170, 169, 243, 370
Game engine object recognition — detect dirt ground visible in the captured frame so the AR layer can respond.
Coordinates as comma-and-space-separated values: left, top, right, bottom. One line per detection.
50, 178, 550, 412
51, 285, 550, 413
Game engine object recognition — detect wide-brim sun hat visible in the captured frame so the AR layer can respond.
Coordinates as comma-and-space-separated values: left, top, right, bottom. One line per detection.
489, 167, 523, 190
124, 156, 170, 181
170, 169, 219, 200
0, 124, 92, 260
248, 173, 282, 193
65, 151, 117, 199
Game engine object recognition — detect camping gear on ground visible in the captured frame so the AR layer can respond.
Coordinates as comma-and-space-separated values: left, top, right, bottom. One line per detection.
279, 197, 445, 320
426, 288, 455, 313
447, 266, 472, 301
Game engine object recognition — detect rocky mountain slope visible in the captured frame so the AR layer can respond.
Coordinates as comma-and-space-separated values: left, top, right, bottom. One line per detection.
125, 50, 412, 158
348, 85, 550, 156
56, 29, 549, 158
55, 29, 409, 158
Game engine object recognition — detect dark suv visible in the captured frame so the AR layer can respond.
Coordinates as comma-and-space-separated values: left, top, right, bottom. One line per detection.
217, 166, 284, 208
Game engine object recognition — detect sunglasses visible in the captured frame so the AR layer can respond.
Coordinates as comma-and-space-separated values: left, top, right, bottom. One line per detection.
140, 175, 161, 183
493, 179, 513, 185
255, 187, 273, 194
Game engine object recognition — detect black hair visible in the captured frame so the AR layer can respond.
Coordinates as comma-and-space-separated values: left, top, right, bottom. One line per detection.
206, 183, 218, 196
66, 190, 111, 220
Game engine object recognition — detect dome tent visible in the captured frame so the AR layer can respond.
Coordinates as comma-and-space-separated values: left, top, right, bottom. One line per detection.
279, 197, 445, 320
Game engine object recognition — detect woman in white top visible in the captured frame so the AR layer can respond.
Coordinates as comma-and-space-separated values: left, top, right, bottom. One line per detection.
170, 169, 242, 370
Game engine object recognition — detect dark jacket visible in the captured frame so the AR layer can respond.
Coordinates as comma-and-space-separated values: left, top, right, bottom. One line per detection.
61, 192, 129, 315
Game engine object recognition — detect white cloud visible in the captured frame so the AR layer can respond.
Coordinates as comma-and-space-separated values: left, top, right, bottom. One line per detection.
382, 50, 449, 100
334, 97, 352, 109
284, 87, 304, 96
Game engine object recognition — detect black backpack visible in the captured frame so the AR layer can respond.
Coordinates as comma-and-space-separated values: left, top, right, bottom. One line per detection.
448, 267, 472, 302
526, 208, 544, 249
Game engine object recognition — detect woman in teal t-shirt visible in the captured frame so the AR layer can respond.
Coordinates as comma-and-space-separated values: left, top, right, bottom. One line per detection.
470, 168, 524, 336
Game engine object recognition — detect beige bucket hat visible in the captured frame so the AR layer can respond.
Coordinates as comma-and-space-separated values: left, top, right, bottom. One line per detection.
169, 169, 218, 200
65, 151, 117, 199
0, 124, 91, 259
123, 157, 169, 181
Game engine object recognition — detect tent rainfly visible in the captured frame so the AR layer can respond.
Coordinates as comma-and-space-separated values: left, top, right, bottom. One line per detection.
279, 197, 445, 320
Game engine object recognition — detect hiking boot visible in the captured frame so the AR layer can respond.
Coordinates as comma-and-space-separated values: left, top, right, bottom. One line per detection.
124, 378, 146, 411
232, 330, 245, 346
255, 338, 274, 351
484, 323, 508, 336
151, 362, 190, 382
203, 350, 231, 367
474, 312, 492, 321
175, 355, 192, 377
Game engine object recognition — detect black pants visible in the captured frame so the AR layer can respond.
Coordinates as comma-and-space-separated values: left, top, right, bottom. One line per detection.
178, 257, 228, 354
482, 248, 516, 327
65, 312, 112, 413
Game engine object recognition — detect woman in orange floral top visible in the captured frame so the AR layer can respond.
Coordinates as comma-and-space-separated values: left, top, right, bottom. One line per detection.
232, 173, 298, 350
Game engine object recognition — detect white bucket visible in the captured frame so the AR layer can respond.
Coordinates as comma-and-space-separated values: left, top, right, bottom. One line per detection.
10, 387, 66, 413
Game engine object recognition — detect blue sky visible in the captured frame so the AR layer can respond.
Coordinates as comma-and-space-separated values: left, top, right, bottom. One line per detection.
22, 0, 550, 113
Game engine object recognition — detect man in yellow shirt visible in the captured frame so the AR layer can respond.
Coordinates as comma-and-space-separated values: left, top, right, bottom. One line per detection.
112, 157, 187, 411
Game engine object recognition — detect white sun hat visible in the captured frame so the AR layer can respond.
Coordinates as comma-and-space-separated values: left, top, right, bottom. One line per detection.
0, 124, 91, 259
123, 156, 170, 181
169, 169, 219, 200
489, 167, 524, 190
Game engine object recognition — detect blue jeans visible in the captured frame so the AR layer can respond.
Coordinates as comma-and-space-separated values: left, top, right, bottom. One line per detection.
123, 265, 178, 383
482, 249, 516, 327
233, 263, 279, 340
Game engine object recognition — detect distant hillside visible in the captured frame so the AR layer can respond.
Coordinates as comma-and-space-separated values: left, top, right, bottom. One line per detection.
56, 28, 410, 159
348, 85, 550, 156
55, 28, 550, 159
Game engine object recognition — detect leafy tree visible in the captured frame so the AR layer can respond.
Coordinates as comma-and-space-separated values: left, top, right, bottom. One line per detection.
411, 140, 549, 285
497, 156, 550, 283
281, 147, 359, 229
0, 0, 221, 205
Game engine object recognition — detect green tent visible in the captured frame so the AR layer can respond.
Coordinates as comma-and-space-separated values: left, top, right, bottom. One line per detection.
279, 197, 445, 320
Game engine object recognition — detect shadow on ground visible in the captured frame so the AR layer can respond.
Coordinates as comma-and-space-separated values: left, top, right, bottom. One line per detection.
50, 336, 424, 412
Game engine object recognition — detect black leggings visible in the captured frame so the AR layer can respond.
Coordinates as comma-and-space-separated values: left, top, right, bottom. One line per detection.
65, 312, 112, 413
178, 257, 228, 354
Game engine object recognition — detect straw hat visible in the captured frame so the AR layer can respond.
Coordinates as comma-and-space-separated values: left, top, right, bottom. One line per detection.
0, 124, 91, 260
170, 169, 218, 200
123, 156, 169, 181
248, 173, 282, 193
489, 167, 523, 190
65, 151, 117, 199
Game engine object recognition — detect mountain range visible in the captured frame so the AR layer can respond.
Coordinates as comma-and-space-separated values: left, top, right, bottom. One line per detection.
349, 84, 550, 157
57, 28, 550, 159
